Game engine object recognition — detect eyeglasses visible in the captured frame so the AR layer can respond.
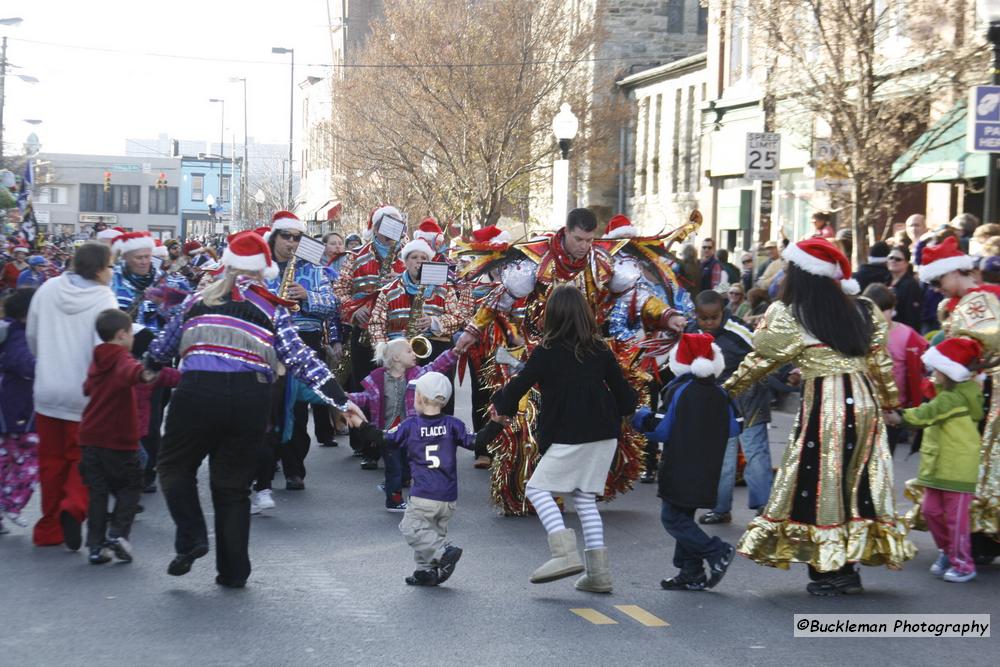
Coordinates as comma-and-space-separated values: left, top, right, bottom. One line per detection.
742, 259, 753, 264
277, 231, 302, 242
701, 245, 713, 251
929, 278, 942, 289
887, 256, 905, 262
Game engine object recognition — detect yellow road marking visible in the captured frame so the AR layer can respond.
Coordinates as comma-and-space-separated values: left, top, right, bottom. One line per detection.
614, 605, 670, 627
570, 608, 618, 625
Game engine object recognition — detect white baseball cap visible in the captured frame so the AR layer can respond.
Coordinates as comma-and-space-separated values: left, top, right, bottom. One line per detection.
415, 372, 452, 403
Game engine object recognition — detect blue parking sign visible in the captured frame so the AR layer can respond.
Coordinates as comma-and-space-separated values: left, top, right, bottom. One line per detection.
968, 85, 1000, 152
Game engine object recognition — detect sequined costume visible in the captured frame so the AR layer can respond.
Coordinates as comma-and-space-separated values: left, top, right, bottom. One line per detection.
725, 299, 915, 572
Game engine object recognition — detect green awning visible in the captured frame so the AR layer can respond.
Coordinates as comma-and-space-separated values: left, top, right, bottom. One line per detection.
893, 101, 988, 183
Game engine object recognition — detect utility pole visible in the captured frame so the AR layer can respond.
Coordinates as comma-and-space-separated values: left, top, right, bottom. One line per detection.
0, 36, 8, 168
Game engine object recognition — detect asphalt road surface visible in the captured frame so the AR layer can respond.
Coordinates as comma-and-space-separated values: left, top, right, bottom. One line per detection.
2, 382, 996, 666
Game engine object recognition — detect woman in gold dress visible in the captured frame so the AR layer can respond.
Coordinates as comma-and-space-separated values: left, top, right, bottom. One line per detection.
725, 238, 915, 596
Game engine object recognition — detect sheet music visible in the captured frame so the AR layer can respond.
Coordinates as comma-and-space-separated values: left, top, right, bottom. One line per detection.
293, 234, 326, 265
419, 261, 449, 286
378, 216, 406, 242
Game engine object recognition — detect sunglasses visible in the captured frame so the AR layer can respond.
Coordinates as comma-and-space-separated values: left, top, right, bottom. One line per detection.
887, 256, 904, 262
277, 231, 302, 242
742, 259, 753, 264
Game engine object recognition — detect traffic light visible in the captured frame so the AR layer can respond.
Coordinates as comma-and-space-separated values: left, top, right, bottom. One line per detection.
103, 171, 111, 193
156, 172, 167, 189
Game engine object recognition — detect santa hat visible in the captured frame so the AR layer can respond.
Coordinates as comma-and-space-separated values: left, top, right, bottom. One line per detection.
270, 210, 306, 234
371, 205, 403, 230
221, 230, 279, 281
97, 226, 126, 241
470, 225, 511, 247
182, 240, 204, 256
922, 336, 982, 382
918, 236, 975, 283
252, 226, 270, 237
400, 238, 434, 261
414, 217, 444, 248
782, 237, 859, 294
605, 214, 637, 239
152, 239, 169, 259
668, 333, 725, 378
114, 231, 156, 255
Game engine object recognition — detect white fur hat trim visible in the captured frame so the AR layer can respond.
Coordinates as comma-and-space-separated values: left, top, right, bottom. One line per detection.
918, 254, 976, 283
668, 342, 726, 378
401, 238, 434, 260
922, 346, 972, 382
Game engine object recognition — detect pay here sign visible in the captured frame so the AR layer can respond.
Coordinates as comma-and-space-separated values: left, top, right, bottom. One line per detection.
968, 85, 1000, 153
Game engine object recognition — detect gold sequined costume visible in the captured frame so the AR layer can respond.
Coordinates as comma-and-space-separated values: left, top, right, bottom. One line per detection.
725, 299, 916, 572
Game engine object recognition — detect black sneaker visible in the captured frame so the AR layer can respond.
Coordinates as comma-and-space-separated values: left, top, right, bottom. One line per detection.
60, 511, 82, 551
385, 494, 407, 513
640, 470, 656, 484
806, 567, 864, 597
351, 449, 363, 458
698, 512, 731, 525
167, 543, 210, 576
107, 537, 133, 563
143, 482, 158, 494
215, 575, 247, 588
405, 569, 439, 586
706, 544, 736, 589
436, 546, 463, 584
660, 571, 707, 591
88, 546, 111, 565
285, 476, 305, 490
360, 458, 379, 470
319, 440, 338, 448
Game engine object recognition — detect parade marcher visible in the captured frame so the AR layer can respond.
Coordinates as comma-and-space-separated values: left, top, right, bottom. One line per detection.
886, 337, 984, 583
909, 237, 1000, 564
345, 233, 363, 252
491, 286, 639, 592
146, 230, 364, 587
632, 333, 738, 591
726, 237, 915, 596
358, 372, 501, 587
322, 231, 348, 274
2, 247, 29, 290
0, 289, 38, 534
334, 205, 405, 468
26, 243, 118, 548
111, 232, 166, 332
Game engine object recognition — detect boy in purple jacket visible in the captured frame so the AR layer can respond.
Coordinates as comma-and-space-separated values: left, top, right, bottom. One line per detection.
360, 372, 500, 586
0, 289, 37, 534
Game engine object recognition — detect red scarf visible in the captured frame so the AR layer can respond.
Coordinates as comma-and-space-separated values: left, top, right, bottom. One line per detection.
548, 229, 588, 281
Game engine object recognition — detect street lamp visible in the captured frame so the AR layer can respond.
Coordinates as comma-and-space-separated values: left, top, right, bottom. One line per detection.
254, 188, 266, 224
550, 103, 579, 227
209, 98, 225, 221
272, 46, 295, 208
229, 77, 248, 228
979, 1, 1000, 223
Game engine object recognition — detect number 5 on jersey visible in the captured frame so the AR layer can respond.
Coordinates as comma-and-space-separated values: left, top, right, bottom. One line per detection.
425, 444, 441, 469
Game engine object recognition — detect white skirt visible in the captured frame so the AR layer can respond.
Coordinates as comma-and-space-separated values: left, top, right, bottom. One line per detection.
526, 439, 618, 494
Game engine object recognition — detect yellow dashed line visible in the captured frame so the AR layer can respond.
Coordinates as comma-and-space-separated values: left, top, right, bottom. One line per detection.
613, 605, 670, 627
570, 608, 618, 625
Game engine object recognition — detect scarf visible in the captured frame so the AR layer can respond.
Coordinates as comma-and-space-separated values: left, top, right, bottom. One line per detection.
549, 229, 588, 281
373, 236, 391, 259
401, 268, 434, 299
123, 266, 156, 292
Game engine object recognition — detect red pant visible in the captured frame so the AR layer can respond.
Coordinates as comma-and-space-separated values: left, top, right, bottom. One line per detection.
32, 415, 88, 546
923, 487, 974, 575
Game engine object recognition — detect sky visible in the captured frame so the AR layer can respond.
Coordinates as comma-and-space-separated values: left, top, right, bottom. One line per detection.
3, 0, 337, 157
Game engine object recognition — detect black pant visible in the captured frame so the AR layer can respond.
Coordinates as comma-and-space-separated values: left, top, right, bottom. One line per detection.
79, 446, 143, 548
254, 378, 286, 491
348, 326, 376, 456
141, 385, 167, 486
158, 371, 269, 583
659, 500, 726, 576
282, 329, 334, 479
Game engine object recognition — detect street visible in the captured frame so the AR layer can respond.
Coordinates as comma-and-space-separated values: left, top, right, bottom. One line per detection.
1, 382, 996, 667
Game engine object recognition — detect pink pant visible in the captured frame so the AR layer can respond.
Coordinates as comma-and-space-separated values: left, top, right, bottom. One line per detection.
922, 487, 974, 575
0, 432, 39, 515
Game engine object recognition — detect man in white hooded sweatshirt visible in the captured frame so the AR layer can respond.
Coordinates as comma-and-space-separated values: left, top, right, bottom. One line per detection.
27, 242, 118, 549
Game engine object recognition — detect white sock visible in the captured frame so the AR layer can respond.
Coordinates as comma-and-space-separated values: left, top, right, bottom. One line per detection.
525, 486, 565, 534
572, 490, 604, 549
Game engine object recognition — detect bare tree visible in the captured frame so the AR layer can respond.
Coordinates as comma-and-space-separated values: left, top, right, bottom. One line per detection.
329, 0, 619, 230
745, 0, 986, 263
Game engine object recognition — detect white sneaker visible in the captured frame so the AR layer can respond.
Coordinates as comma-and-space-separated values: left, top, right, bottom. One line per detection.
942, 567, 976, 583
5, 512, 28, 527
256, 489, 275, 510
250, 496, 262, 515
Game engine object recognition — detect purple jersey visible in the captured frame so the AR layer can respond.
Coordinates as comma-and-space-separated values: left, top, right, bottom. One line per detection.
384, 414, 476, 502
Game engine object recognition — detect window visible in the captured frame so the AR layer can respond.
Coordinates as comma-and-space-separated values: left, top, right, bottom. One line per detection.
638, 97, 650, 196
191, 174, 205, 201
697, 4, 708, 35
671, 88, 683, 192
221, 175, 231, 202
79, 184, 140, 213
728, 0, 752, 86
666, 0, 684, 34
34, 187, 64, 204
148, 186, 179, 215
651, 95, 662, 196
684, 85, 696, 192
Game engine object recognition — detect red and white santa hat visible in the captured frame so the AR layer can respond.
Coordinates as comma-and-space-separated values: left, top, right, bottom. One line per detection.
222, 230, 279, 280
152, 239, 169, 259
470, 224, 511, 247
918, 236, 975, 283
270, 210, 306, 234
668, 332, 725, 378
604, 214, 637, 239
371, 205, 403, 230
414, 217, 444, 248
400, 238, 434, 261
922, 336, 982, 383
97, 226, 126, 242
113, 231, 156, 255
782, 237, 859, 294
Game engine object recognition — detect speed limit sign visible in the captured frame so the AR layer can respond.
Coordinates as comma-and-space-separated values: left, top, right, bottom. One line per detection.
745, 132, 781, 180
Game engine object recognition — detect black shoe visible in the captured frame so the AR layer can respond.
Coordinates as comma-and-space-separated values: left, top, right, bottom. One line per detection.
215, 575, 247, 588
351, 449, 363, 458
319, 440, 338, 448
698, 512, 731, 525
136, 504, 145, 514
436, 546, 463, 584
707, 544, 736, 589
360, 458, 379, 471
640, 470, 656, 484
167, 544, 210, 576
405, 569, 439, 586
143, 483, 158, 494
385, 494, 407, 512
285, 476, 305, 490
60, 511, 82, 551
806, 567, 864, 597
660, 571, 707, 591
88, 546, 111, 565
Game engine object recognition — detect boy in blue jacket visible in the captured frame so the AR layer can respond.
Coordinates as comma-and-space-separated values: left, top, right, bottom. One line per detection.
633, 333, 740, 591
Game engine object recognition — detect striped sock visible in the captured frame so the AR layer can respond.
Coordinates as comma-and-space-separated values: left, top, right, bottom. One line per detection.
525, 486, 565, 534
573, 490, 604, 549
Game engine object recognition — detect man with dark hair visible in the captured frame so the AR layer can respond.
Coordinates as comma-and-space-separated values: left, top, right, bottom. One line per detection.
700, 238, 723, 292
854, 241, 892, 292
717, 249, 740, 285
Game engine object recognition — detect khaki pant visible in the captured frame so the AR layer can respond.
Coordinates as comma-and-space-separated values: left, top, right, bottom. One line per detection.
399, 495, 456, 568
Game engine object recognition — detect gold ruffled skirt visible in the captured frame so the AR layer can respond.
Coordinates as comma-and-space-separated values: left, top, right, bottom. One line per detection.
737, 372, 916, 571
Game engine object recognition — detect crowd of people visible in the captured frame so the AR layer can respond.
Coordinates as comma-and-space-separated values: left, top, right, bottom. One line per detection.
0, 204, 998, 597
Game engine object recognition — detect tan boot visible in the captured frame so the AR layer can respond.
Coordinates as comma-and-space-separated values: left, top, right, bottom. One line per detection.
574, 547, 612, 593
530, 528, 584, 583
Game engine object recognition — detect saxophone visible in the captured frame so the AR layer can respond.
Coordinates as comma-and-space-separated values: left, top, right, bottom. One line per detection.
358, 240, 399, 347
406, 288, 432, 359
278, 256, 301, 312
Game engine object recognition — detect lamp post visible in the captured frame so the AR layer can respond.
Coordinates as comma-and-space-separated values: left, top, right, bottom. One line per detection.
272, 47, 295, 209
229, 77, 248, 228
980, 1, 1000, 224
208, 98, 225, 221
550, 103, 579, 228
254, 188, 266, 225
0, 17, 26, 168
